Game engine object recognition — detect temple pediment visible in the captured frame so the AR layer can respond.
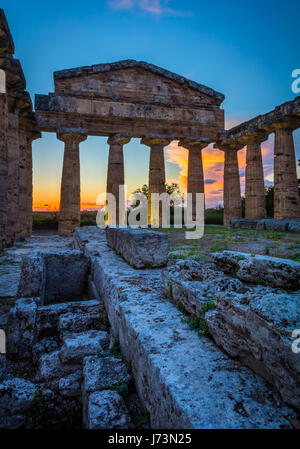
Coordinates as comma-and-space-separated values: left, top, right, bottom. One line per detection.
53, 60, 224, 107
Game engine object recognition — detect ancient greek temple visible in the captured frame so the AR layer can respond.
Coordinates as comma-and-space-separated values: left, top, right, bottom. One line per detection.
0, 8, 300, 252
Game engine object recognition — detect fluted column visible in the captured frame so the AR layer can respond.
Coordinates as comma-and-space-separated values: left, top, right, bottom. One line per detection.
180, 141, 206, 221
6, 112, 20, 245
273, 124, 300, 220
18, 123, 28, 240
216, 144, 242, 226
0, 92, 8, 253
245, 132, 268, 219
57, 133, 87, 236
107, 134, 131, 225
141, 137, 170, 224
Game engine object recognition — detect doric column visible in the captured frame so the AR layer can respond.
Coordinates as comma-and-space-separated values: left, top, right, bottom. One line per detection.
180, 140, 207, 221
57, 133, 87, 236
0, 92, 8, 253
6, 112, 20, 246
17, 123, 28, 240
245, 132, 268, 219
273, 123, 300, 219
216, 144, 243, 226
141, 137, 171, 224
107, 134, 131, 225
26, 132, 41, 237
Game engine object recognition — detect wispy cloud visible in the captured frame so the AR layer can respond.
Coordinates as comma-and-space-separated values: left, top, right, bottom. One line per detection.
108, 0, 192, 17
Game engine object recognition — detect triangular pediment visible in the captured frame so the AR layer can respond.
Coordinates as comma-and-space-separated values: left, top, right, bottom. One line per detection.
54, 60, 224, 107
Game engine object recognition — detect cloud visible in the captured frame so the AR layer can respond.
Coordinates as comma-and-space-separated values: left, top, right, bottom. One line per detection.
204, 179, 217, 185
108, 0, 192, 17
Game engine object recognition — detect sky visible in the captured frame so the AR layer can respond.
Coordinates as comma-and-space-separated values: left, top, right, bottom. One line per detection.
3, 0, 300, 210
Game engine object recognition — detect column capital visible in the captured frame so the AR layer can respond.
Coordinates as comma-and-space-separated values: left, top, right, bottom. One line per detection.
141, 137, 171, 147
240, 130, 269, 145
179, 140, 208, 151
108, 134, 131, 146
214, 142, 244, 152
57, 132, 87, 144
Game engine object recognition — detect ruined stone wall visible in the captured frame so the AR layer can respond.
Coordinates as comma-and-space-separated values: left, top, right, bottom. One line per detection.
0, 9, 40, 253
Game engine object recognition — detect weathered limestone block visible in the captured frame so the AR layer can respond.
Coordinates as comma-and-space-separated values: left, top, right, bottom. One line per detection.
82, 356, 131, 394
106, 227, 169, 268
58, 307, 105, 337
213, 251, 300, 290
86, 390, 131, 429
32, 337, 59, 365
75, 227, 296, 428
264, 219, 289, 232
206, 291, 300, 410
59, 370, 82, 398
162, 259, 248, 317
36, 299, 99, 339
230, 218, 265, 229
7, 297, 39, 358
287, 221, 300, 233
36, 350, 80, 382
17, 251, 45, 299
43, 250, 90, 303
82, 355, 131, 429
59, 330, 108, 365
0, 377, 53, 429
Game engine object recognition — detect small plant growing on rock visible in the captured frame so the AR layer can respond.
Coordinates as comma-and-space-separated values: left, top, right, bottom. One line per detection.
28, 387, 48, 417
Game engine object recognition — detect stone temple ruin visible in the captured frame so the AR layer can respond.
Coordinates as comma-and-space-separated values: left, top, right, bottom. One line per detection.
0, 8, 300, 430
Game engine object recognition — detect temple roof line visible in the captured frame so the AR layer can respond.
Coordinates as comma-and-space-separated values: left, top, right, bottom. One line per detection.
53, 59, 225, 103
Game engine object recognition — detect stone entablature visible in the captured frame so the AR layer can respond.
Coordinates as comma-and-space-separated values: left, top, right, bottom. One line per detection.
35, 60, 225, 141
218, 96, 300, 146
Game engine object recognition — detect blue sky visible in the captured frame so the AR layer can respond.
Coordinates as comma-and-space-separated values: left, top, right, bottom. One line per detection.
3, 0, 300, 209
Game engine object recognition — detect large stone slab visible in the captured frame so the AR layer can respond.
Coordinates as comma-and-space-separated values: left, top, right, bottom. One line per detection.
73, 227, 296, 429
86, 390, 131, 429
59, 330, 108, 365
213, 251, 300, 290
230, 218, 300, 233
106, 227, 169, 268
36, 350, 80, 382
206, 290, 300, 411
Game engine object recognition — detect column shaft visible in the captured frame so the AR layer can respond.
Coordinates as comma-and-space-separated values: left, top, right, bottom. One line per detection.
107, 135, 130, 225
58, 133, 87, 236
187, 144, 205, 221
0, 93, 8, 253
274, 128, 300, 219
148, 144, 166, 224
7, 112, 20, 245
18, 125, 28, 240
224, 149, 242, 226
245, 142, 266, 219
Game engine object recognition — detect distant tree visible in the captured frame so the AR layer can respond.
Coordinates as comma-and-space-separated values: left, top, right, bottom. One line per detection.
132, 182, 181, 199
265, 186, 274, 218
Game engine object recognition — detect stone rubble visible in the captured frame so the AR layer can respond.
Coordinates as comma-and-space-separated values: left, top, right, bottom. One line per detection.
213, 250, 300, 290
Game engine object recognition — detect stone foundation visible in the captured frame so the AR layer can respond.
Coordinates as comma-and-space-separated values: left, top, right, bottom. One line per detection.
231, 218, 300, 233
